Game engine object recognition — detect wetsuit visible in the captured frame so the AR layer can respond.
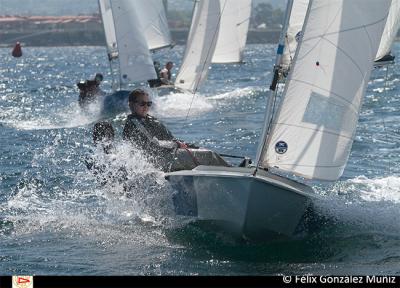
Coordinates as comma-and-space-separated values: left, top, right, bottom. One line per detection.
123, 114, 179, 170
123, 114, 229, 172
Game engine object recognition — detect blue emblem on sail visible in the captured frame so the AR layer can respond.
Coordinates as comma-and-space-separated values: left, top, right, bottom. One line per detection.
275, 141, 288, 154
295, 31, 303, 42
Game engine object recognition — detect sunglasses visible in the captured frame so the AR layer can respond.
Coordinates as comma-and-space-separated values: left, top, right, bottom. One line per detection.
135, 101, 153, 107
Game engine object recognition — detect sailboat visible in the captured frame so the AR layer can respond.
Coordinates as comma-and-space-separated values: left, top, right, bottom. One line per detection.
156, 0, 222, 95
99, 0, 172, 113
211, 0, 252, 64
374, 0, 400, 66
165, 0, 392, 238
158, 0, 252, 95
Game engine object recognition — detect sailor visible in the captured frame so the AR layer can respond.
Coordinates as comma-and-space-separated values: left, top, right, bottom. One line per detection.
122, 88, 191, 170
148, 61, 162, 88
86, 121, 128, 186
77, 73, 105, 106
159, 61, 174, 85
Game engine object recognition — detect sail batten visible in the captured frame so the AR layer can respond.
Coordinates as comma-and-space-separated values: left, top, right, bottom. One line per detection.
261, 0, 391, 181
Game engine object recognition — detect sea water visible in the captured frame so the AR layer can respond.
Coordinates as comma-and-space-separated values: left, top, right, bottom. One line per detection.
1, 44, 400, 275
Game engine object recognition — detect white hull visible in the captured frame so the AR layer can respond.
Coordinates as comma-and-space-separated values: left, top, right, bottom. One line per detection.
165, 166, 317, 239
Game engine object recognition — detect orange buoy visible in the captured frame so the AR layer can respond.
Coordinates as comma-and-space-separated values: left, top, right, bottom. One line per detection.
12, 42, 22, 58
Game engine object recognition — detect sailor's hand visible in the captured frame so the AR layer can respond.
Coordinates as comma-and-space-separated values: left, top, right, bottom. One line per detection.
176, 141, 188, 148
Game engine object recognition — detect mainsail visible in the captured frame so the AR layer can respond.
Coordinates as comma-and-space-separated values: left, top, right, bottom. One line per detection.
175, 0, 221, 92
132, 0, 172, 51
375, 0, 400, 61
211, 0, 252, 64
260, 0, 391, 181
110, 0, 156, 84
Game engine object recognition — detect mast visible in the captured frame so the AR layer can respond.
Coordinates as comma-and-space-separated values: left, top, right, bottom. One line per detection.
255, 0, 294, 168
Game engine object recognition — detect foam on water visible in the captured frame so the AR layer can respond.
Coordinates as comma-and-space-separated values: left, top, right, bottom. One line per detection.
2, 98, 105, 130
208, 86, 265, 101
153, 92, 213, 118
1, 140, 179, 248
312, 175, 400, 235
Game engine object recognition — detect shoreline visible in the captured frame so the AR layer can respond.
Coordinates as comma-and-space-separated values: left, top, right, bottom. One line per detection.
0, 29, 281, 47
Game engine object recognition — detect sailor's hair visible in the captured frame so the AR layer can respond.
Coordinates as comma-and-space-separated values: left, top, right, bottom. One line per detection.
128, 88, 149, 103
93, 121, 114, 144
94, 73, 103, 82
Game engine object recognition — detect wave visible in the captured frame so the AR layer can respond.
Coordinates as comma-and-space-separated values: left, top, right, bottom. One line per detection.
1, 97, 106, 130
1, 142, 180, 245
311, 175, 400, 235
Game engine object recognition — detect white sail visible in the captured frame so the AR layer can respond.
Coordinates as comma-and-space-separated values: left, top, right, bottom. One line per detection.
110, 0, 156, 84
211, 0, 251, 64
261, 0, 391, 181
133, 0, 172, 51
175, 0, 221, 92
280, 0, 309, 69
375, 0, 400, 61
98, 0, 118, 59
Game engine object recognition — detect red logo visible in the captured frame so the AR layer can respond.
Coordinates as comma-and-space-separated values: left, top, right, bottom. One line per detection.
17, 277, 31, 284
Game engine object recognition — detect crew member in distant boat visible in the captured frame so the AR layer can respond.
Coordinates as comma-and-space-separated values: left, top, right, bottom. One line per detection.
148, 61, 162, 88
159, 61, 174, 85
77, 73, 105, 106
123, 88, 190, 170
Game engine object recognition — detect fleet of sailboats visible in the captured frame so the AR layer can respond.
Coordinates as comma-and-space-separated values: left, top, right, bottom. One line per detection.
95, 0, 396, 239
99, 0, 252, 100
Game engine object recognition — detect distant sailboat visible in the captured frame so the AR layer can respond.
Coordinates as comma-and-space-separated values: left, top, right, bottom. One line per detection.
172, 0, 221, 93
166, 0, 391, 239
133, 0, 173, 51
375, 0, 400, 66
161, 0, 251, 94
99, 0, 171, 113
212, 0, 252, 64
